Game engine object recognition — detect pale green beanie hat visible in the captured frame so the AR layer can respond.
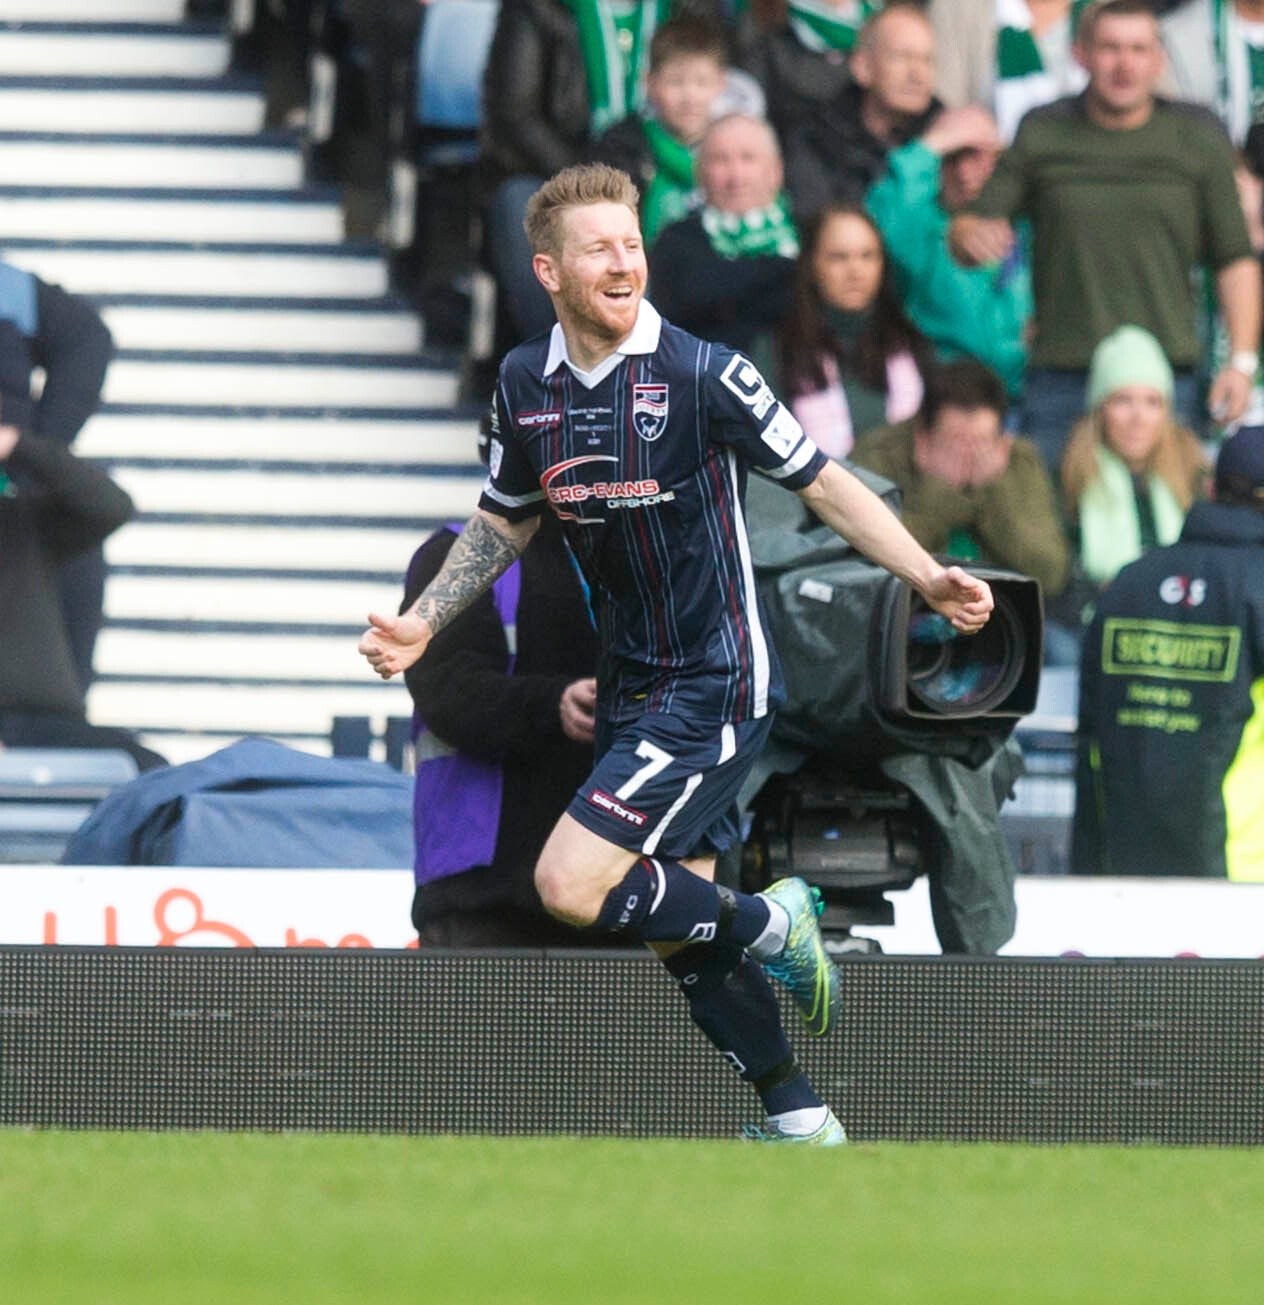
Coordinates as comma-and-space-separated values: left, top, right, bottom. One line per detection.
1087, 325, 1174, 410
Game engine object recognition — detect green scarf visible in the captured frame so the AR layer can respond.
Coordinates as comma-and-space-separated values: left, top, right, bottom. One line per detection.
563, 0, 670, 134
1212, 0, 1264, 143
787, 0, 877, 54
640, 117, 697, 244
994, 0, 1090, 139
701, 196, 800, 260
1077, 445, 1187, 585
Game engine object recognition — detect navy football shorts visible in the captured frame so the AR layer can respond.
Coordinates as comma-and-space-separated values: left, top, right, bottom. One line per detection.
568, 711, 773, 861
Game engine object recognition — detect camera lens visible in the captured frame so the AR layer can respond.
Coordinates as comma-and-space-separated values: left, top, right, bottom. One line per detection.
905, 593, 1027, 716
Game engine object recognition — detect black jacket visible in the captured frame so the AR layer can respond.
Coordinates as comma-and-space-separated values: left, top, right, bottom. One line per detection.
735, 14, 855, 166
783, 79, 940, 220
649, 210, 794, 355
404, 515, 606, 946
0, 436, 134, 716
1072, 501, 1264, 879
478, 0, 725, 195
0, 274, 114, 447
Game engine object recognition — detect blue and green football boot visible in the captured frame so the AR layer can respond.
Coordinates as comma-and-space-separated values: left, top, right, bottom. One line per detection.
757, 877, 842, 1037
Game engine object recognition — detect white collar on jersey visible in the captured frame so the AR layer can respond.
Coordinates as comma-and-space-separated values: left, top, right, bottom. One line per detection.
542, 299, 663, 389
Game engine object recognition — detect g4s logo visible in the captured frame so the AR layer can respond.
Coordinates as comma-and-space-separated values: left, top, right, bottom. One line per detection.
1159, 575, 1207, 607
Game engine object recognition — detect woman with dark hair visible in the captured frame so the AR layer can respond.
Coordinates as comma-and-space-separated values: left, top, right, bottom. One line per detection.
780, 202, 932, 456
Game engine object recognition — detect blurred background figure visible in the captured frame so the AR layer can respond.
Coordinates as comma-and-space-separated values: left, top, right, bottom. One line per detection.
588, 16, 732, 245
866, 103, 1031, 400
1052, 325, 1208, 647
929, 0, 1089, 142
650, 112, 800, 354
736, 0, 885, 187
1072, 423, 1264, 879
0, 259, 115, 695
0, 424, 164, 771
849, 358, 1070, 602
778, 203, 930, 456
782, 2, 940, 217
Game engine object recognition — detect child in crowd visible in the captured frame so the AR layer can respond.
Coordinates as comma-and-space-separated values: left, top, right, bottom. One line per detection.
589, 17, 731, 244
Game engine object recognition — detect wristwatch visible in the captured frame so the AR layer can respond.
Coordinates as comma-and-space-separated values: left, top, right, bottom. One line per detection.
1229, 350, 1259, 377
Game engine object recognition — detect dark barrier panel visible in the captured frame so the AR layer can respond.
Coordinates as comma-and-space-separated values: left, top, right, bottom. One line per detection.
1, 947, 1262, 1144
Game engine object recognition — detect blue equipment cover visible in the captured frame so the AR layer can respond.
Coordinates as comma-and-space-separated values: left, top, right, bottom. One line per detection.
61, 738, 413, 868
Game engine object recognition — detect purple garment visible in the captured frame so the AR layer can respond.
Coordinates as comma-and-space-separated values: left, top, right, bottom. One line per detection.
411, 553, 522, 884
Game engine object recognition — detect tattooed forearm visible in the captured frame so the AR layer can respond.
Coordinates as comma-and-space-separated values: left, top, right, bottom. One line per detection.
413, 512, 531, 635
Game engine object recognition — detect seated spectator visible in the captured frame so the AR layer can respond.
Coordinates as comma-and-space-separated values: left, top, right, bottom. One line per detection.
1061, 326, 1207, 594
588, 17, 730, 245
928, 0, 1088, 142
402, 506, 609, 947
479, 0, 725, 343
781, 2, 941, 218
736, 0, 885, 171
850, 358, 1070, 597
0, 424, 164, 772
650, 112, 799, 354
779, 203, 931, 455
1071, 424, 1264, 880
865, 103, 1031, 397
0, 259, 114, 693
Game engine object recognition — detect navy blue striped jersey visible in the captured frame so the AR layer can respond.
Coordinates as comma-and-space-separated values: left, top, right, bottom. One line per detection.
478, 302, 828, 724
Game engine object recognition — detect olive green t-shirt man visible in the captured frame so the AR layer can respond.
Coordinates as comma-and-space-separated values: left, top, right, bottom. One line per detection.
965, 93, 1251, 371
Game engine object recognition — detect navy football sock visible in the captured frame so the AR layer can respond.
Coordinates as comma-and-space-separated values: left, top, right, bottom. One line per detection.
661, 944, 822, 1115
593, 857, 771, 946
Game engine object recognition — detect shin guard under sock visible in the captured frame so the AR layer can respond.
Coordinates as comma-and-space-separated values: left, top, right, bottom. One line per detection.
661, 944, 822, 1116
593, 856, 771, 946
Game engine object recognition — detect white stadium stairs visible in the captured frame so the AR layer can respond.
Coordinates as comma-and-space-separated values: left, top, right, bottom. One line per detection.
2, 1, 482, 766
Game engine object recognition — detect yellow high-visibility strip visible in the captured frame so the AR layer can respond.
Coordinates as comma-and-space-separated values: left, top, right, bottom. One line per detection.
1224, 678, 1264, 882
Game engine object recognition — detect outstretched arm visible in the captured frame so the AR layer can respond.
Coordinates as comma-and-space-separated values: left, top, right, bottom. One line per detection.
359, 509, 540, 679
797, 459, 994, 633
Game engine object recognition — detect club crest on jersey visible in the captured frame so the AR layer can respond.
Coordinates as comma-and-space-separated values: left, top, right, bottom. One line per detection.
632, 383, 669, 441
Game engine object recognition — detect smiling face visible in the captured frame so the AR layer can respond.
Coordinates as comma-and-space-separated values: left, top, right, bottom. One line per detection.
532, 200, 647, 353
811, 211, 885, 313
1100, 384, 1168, 471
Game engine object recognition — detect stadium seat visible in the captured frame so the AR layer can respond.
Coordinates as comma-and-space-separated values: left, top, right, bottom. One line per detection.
414, 0, 499, 167
0, 748, 139, 863
412, 0, 501, 353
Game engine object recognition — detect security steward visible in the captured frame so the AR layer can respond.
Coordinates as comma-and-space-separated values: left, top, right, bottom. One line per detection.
1072, 426, 1264, 878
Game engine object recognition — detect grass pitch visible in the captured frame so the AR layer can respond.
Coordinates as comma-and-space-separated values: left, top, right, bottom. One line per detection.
3, 1131, 1262, 1305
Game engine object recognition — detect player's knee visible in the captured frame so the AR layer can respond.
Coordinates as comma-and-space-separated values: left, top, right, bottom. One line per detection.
533, 852, 598, 927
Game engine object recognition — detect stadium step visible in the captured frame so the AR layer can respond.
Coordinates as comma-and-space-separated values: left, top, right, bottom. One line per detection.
79, 410, 476, 462
93, 300, 424, 355
108, 465, 481, 520
0, 23, 231, 80
101, 353, 460, 410
0, 132, 303, 189
0, 0, 187, 21
0, 2, 481, 764
87, 680, 412, 738
0, 243, 390, 298
104, 521, 432, 578
105, 574, 403, 627
0, 77, 266, 136
0, 189, 343, 245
